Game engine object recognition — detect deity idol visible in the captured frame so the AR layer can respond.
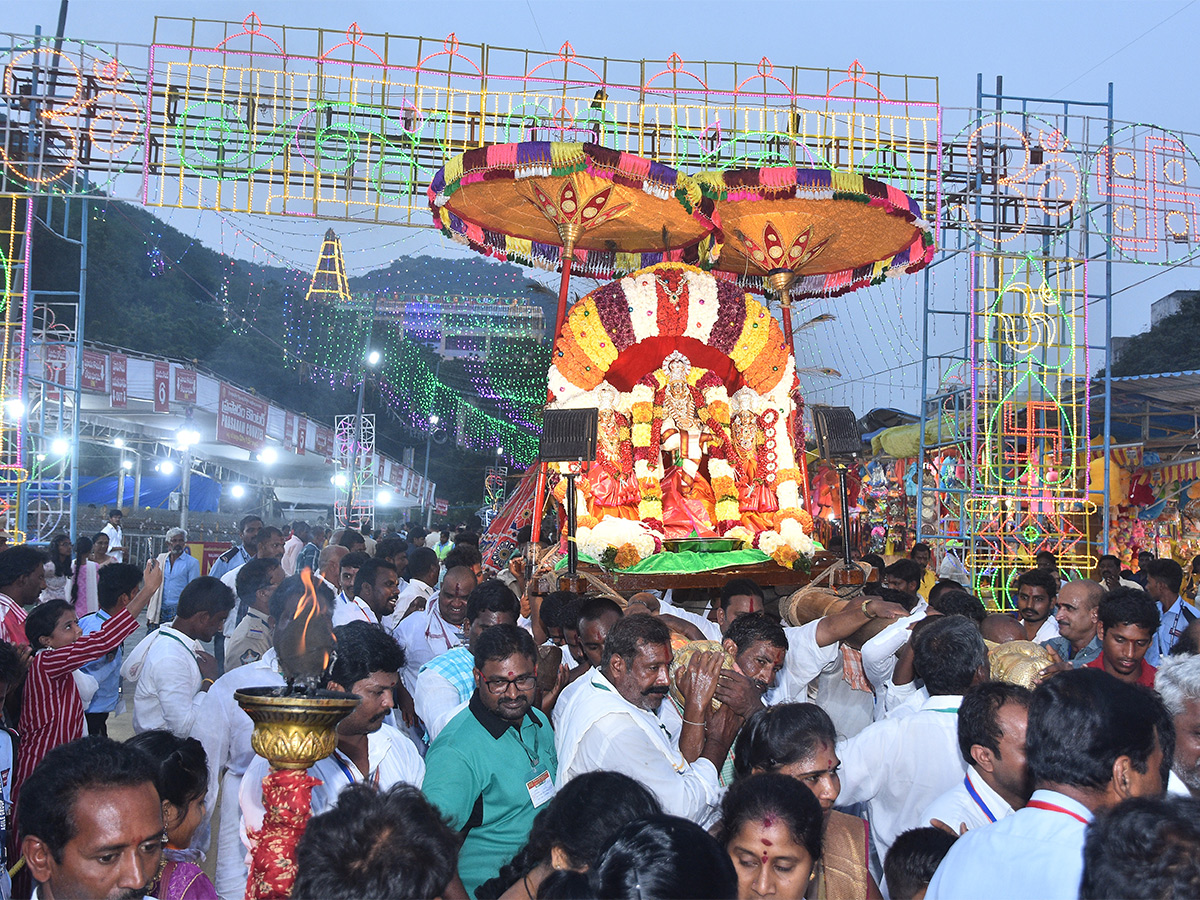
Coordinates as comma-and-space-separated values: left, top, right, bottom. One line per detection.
582, 383, 640, 520
658, 351, 718, 538
729, 387, 780, 531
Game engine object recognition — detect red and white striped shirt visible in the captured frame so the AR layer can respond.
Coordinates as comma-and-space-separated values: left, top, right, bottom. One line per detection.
13, 607, 138, 800
0, 593, 26, 645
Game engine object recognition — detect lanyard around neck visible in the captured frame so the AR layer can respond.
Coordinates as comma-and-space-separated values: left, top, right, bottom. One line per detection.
963, 775, 997, 823
1026, 799, 1088, 824
331, 748, 380, 787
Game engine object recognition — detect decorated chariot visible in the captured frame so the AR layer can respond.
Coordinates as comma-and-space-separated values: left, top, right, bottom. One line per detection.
431, 141, 934, 587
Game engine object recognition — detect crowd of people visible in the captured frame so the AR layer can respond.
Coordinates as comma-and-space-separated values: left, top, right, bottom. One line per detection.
1, 519, 1199, 900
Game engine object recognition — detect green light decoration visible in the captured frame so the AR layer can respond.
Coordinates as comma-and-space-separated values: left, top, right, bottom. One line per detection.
283, 293, 546, 465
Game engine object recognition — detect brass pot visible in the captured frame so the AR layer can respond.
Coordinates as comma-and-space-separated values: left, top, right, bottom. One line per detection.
235, 687, 360, 770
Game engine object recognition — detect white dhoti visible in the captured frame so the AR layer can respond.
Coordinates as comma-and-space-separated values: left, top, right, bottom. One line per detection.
215, 769, 249, 900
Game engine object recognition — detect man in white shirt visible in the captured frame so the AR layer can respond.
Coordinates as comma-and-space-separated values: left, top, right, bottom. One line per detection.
384, 547, 439, 631
653, 579, 907, 706
837, 616, 989, 864
1014, 568, 1061, 643
241, 621, 425, 854
124, 575, 234, 737
1155, 653, 1200, 800
331, 558, 400, 626
99, 508, 125, 562
279, 520, 306, 575
19, 736, 164, 900
219, 526, 285, 593
923, 681, 1033, 832
317, 543, 347, 595
927, 668, 1172, 899
192, 575, 333, 900
554, 614, 740, 823
415, 580, 521, 740
331, 550, 371, 615
1097, 553, 1143, 592
860, 591, 929, 694
658, 578, 761, 642
391, 565, 477, 694
552, 597, 624, 728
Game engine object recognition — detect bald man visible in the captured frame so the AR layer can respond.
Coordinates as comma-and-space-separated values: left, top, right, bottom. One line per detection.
1042, 579, 1103, 668
981, 613, 1028, 644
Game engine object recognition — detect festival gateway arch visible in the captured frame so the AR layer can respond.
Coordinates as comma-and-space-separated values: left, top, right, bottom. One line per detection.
2, 13, 1200, 593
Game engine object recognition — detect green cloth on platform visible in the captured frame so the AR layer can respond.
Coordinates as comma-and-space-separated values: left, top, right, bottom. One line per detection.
558, 548, 771, 574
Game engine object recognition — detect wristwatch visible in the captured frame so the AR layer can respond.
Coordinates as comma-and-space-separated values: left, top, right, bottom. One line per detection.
861, 599, 876, 619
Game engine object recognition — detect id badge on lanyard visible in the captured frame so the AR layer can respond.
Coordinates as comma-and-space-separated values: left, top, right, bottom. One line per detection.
515, 729, 555, 808
526, 765, 555, 808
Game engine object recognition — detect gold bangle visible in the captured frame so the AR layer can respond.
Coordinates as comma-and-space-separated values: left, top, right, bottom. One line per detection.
861, 599, 876, 619
682, 717, 706, 727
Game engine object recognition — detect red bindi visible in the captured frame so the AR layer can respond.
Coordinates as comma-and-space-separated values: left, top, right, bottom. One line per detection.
761, 838, 773, 846
761, 853, 769, 864
762, 814, 775, 827
507, 671, 514, 677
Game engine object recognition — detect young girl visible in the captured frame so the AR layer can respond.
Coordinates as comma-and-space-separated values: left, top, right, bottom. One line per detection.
126, 730, 218, 900
40, 534, 73, 603
71, 535, 100, 618
13, 559, 161, 802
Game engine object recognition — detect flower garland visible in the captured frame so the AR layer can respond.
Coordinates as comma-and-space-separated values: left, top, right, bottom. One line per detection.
577, 518, 663, 570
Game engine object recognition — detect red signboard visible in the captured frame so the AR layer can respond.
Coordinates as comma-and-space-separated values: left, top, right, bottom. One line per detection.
434, 498, 449, 515
296, 418, 307, 456
216, 383, 268, 451
174, 367, 197, 403
153, 361, 170, 412
195, 542, 232, 576
315, 425, 335, 461
110, 353, 127, 408
81, 350, 107, 393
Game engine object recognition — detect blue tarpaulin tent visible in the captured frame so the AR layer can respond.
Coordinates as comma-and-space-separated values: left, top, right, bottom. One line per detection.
75, 472, 222, 512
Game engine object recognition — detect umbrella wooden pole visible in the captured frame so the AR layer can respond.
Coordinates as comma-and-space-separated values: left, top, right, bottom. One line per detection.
768, 270, 812, 512
552, 224, 583, 344
539, 225, 584, 557
529, 463, 548, 566
553, 254, 575, 342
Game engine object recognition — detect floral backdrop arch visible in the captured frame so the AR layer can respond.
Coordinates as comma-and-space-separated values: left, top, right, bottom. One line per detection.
548, 261, 815, 568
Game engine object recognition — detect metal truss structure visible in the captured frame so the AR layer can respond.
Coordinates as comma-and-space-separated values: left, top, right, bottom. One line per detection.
0, 15, 1199, 569
334, 412, 374, 529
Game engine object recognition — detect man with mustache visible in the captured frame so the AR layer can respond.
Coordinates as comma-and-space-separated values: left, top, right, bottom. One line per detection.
20, 735, 164, 900
1014, 568, 1060, 643
422, 624, 557, 899
554, 613, 742, 824
239, 620, 425, 842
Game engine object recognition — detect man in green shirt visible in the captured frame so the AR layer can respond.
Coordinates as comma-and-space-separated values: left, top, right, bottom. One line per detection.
422, 623, 557, 898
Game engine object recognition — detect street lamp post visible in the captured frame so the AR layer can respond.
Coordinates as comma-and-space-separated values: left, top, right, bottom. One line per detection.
345, 349, 380, 528
423, 414, 438, 527
177, 414, 201, 531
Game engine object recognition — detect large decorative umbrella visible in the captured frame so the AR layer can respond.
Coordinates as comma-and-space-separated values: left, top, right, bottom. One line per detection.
430, 142, 716, 551
683, 165, 935, 321
429, 141, 715, 343
681, 166, 936, 510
